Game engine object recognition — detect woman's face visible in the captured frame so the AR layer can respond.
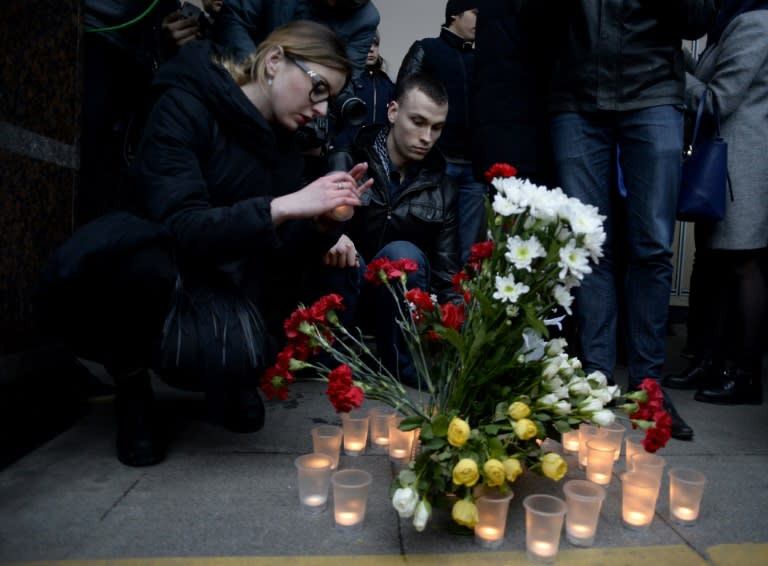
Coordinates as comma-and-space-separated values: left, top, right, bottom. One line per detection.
366, 40, 380, 68
269, 55, 347, 131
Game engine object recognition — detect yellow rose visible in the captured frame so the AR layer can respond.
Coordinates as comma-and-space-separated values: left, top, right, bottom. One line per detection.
512, 418, 538, 440
541, 452, 567, 481
483, 459, 506, 487
447, 417, 471, 447
451, 499, 479, 528
452, 458, 480, 487
502, 458, 523, 483
507, 401, 531, 420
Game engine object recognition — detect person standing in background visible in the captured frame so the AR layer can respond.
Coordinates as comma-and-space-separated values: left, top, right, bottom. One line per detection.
397, 0, 483, 263
472, 0, 557, 188
333, 29, 395, 150
665, 0, 768, 405
548, 0, 719, 440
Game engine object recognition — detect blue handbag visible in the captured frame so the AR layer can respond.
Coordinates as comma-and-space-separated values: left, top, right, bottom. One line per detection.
678, 89, 733, 222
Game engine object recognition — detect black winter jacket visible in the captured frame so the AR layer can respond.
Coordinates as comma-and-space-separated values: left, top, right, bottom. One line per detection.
397, 28, 475, 160
131, 41, 341, 272
550, 0, 718, 112
346, 125, 461, 303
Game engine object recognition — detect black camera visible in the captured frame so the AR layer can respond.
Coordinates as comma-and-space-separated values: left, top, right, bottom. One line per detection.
180, 2, 213, 33
296, 91, 367, 152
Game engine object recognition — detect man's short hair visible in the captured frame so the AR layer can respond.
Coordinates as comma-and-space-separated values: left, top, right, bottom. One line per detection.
393, 72, 449, 107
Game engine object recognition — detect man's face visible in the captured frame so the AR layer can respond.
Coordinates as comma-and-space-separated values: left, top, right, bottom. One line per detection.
450, 9, 478, 42
387, 88, 448, 165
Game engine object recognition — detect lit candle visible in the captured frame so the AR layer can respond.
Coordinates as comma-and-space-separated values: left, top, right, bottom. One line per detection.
562, 431, 580, 453
567, 523, 593, 538
302, 494, 326, 507
588, 472, 610, 485
672, 506, 697, 522
373, 436, 389, 446
625, 510, 650, 526
390, 448, 408, 459
345, 440, 365, 454
330, 205, 354, 221
529, 540, 557, 558
336, 511, 362, 526
475, 526, 502, 542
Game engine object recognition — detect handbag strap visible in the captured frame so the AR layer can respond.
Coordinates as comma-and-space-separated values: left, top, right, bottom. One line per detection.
689, 89, 733, 202
690, 88, 722, 146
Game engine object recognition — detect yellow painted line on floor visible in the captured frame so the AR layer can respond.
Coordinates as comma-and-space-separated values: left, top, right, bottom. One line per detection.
708, 543, 768, 566
3, 544, 766, 566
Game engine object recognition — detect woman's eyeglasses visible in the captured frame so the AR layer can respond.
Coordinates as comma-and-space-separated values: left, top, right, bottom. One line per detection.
285, 55, 332, 104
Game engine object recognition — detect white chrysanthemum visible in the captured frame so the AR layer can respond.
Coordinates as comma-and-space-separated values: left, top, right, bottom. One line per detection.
552, 285, 574, 315
563, 201, 604, 235
493, 274, 530, 304
505, 235, 546, 272
558, 240, 592, 280
583, 229, 606, 262
492, 192, 522, 216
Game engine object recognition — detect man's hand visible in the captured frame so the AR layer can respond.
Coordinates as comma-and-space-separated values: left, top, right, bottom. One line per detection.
324, 234, 359, 268
161, 11, 201, 51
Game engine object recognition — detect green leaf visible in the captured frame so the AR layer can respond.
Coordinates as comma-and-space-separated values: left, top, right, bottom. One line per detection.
420, 422, 435, 440
400, 416, 423, 431
421, 437, 447, 451
553, 420, 572, 434
431, 414, 451, 437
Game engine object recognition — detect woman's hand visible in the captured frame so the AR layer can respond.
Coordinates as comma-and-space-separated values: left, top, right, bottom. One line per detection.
271, 163, 373, 225
323, 234, 359, 268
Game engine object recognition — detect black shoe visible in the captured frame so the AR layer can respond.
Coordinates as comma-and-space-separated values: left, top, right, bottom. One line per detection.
115, 390, 165, 467
663, 359, 714, 390
694, 369, 763, 405
665, 403, 694, 440
218, 386, 266, 433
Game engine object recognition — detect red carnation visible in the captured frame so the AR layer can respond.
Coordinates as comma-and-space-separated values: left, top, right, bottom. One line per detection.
260, 365, 293, 401
326, 364, 365, 413
440, 302, 465, 331
469, 240, 494, 263
642, 411, 672, 453
484, 163, 518, 182
284, 307, 311, 339
405, 288, 435, 312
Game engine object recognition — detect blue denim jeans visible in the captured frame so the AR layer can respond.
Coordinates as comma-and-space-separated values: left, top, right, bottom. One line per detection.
551, 106, 683, 387
446, 161, 488, 264
358, 241, 430, 387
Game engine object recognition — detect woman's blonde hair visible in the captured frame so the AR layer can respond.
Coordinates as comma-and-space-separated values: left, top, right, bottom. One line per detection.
218, 20, 353, 89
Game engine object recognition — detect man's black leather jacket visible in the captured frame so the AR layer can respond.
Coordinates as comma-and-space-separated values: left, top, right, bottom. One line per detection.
346, 125, 461, 303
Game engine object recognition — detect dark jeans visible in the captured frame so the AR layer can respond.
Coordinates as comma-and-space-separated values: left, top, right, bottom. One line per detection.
446, 161, 488, 264
551, 106, 684, 387
358, 241, 430, 387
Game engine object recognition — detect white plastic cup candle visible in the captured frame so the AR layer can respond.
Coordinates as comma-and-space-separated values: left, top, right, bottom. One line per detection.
330, 204, 354, 221
631, 452, 666, 484
388, 417, 413, 463
368, 407, 394, 452
561, 430, 580, 454
523, 494, 567, 564
474, 488, 515, 549
311, 425, 343, 470
578, 423, 605, 469
599, 421, 626, 461
341, 410, 369, 456
624, 431, 645, 471
621, 472, 661, 530
294, 453, 333, 514
668, 467, 707, 525
562, 479, 606, 546
586, 439, 616, 485
331, 469, 373, 532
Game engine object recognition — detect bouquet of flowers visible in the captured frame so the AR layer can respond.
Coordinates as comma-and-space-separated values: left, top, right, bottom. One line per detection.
260, 164, 671, 533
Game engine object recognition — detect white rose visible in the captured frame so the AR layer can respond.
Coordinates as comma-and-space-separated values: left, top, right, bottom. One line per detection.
587, 370, 607, 387
543, 377, 564, 392
542, 359, 560, 379
553, 386, 571, 400
579, 397, 603, 413
392, 487, 419, 518
591, 409, 616, 427
553, 400, 572, 415
569, 377, 592, 397
538, 393, 559, 406
546, 338, 566, 356
593, 387, 614, 404
412, 500, 431, 531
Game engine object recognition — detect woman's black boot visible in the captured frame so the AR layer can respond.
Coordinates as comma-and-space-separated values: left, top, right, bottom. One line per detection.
694, 368, 763, 405
664, 358, 715, 390
114, 369, 165, 466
